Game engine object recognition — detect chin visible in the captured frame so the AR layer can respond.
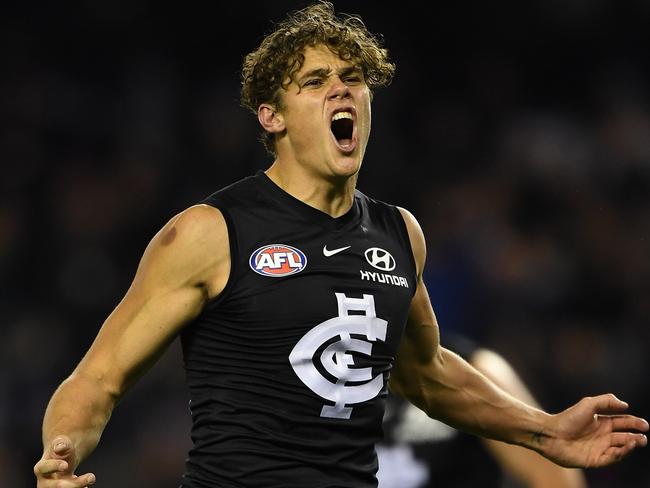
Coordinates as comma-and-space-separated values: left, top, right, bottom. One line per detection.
329, 158, 361, 179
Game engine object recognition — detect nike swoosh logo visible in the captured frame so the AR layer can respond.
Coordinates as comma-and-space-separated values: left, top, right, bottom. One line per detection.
323, 245, 351, 257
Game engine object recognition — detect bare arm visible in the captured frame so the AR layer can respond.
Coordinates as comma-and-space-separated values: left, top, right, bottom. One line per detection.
34, 204, 229, 487
390, 207, 648, 468
389, 283, 549, 449
471, 349, 587, 488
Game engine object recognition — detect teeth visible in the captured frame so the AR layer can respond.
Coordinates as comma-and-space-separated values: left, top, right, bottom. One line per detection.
332, 111, 352, 121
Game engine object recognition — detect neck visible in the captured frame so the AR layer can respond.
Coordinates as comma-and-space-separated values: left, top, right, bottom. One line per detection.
265, 159, 357, 218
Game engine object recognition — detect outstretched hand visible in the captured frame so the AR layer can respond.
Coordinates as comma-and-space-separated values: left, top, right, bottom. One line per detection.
543, 394, 648, 468
34, 435, 96, 488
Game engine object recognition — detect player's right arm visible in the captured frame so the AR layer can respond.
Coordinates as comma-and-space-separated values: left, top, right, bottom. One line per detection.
34, 204, 230, 488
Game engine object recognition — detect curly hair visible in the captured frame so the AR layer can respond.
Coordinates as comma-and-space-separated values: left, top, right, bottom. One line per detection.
240, 1, 395, 154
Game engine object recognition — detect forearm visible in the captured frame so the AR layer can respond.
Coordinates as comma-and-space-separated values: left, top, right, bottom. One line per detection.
42, 371, 117, 467
421, 347, 553, 452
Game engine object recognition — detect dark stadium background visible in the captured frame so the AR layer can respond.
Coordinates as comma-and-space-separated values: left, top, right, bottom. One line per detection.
2, 1, 648, 486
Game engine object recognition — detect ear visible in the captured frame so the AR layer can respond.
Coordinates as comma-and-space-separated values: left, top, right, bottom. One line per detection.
258, 104, 285, 134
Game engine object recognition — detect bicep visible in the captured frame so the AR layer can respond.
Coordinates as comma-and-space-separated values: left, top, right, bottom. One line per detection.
74, 205, 229, 398
390, 207, 442, 405
389, 277, 441, 408
80, 275, 205, 397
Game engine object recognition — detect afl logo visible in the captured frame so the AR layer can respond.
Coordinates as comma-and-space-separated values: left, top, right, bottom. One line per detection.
250, 244, 307, 277
364, 247, 396, 271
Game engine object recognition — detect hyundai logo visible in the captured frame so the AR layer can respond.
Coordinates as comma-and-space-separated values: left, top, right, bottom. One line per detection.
364, 247, 396, 271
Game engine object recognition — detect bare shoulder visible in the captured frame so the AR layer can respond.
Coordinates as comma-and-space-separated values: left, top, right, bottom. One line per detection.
396, 206, 426, 278
141, 203, 230, 299
161, 203, 227, 242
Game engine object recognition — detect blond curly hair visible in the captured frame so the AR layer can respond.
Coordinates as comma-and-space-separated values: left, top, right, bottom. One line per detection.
241, 1, 395, 154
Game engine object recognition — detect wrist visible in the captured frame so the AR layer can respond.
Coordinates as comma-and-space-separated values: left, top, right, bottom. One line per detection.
520, 410, 556, 455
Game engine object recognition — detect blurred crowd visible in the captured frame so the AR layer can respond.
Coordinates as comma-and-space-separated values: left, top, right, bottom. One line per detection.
1, 1, 648, 486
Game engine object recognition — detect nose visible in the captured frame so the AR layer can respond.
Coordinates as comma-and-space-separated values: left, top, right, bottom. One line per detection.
328, 76, 351, 100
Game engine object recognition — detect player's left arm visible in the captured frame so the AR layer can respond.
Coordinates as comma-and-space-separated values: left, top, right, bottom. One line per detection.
389, 207, 648, 469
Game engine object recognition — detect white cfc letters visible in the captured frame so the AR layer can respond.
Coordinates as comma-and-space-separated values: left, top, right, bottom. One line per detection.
289, 293, 388, 419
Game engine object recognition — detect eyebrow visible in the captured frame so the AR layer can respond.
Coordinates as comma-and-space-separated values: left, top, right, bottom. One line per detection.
297, 65, 362, 83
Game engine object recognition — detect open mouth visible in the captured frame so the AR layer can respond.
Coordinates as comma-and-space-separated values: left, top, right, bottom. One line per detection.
331, 111, 354, 150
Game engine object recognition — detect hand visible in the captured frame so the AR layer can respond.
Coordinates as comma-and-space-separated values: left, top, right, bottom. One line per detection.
543, 394, 648, 468
34, 435, 96, 487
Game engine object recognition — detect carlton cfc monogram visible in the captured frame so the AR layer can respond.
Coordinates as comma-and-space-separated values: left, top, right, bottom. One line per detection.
289, 292, 388, 419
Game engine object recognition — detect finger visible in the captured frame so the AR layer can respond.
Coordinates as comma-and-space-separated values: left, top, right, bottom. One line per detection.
34, 459, 67, 476
598, 441, 637, 466
609, 415, 650, 433
51, 436, 73, 457
609, 432, 648, 448
75, 473, 97, 487
40, 473, 96, 487
590, 393, 629, 414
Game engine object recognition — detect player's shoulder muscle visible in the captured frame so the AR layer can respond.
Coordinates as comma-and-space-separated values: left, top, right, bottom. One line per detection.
137, 204, 230, 298
158, 204, 227, 251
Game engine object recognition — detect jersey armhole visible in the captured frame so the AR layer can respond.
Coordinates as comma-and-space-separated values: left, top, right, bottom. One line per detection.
392, 206, 418, 297
202, 202, 238, 309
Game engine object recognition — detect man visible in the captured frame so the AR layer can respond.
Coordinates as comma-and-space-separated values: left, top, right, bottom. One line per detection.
34, 2, 647, 487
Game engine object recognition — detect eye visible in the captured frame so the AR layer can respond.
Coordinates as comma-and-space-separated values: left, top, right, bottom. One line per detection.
344, 76, 361, 84
304, 79, 323, 87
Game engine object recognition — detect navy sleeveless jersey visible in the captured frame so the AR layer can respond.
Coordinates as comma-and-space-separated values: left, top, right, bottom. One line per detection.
179, 171, 417, 488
